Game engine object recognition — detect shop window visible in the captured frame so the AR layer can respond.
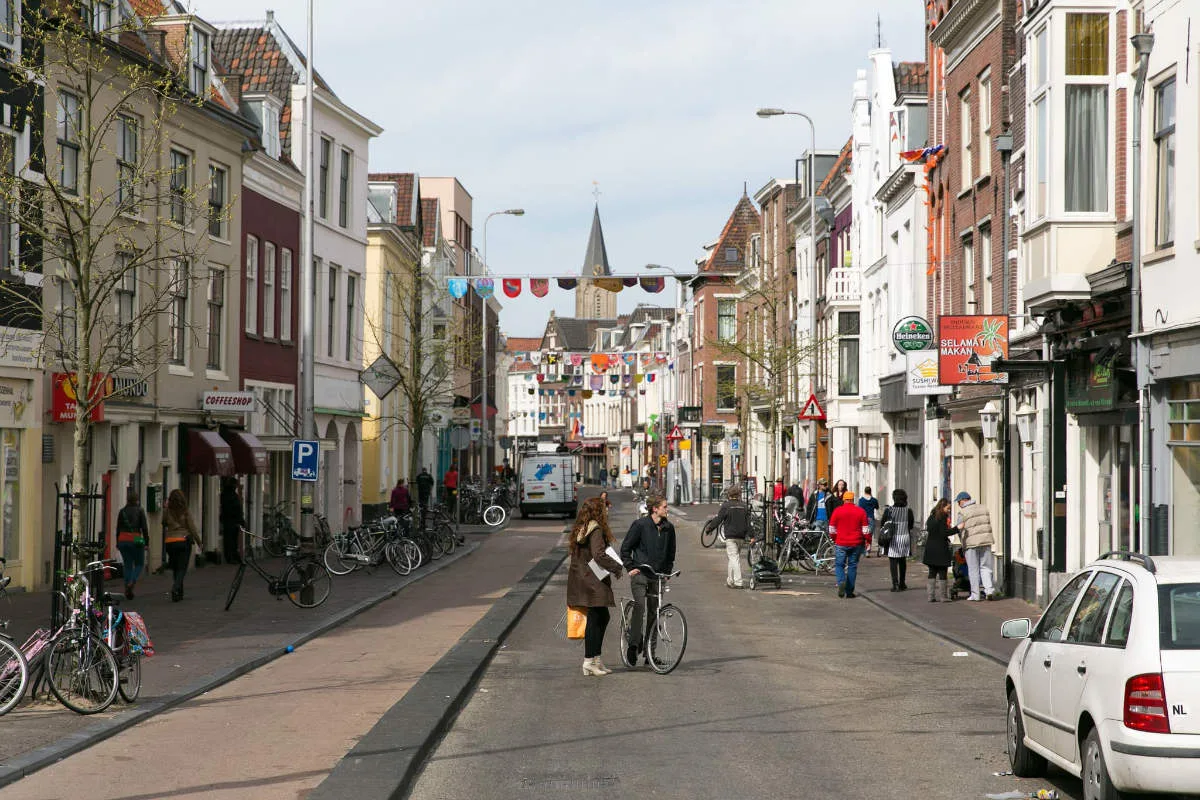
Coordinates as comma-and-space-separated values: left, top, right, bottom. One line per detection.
1, 429, 18, 561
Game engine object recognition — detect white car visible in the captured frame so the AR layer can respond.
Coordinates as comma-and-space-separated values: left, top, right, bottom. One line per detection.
1001, 552, 1200, 799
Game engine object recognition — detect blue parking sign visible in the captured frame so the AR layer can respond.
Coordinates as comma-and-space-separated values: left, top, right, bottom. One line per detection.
291, 440, 319, 482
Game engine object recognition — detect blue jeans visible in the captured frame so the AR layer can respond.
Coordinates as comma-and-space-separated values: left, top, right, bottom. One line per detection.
117, 543, 145, 583
835, 545, 863, 594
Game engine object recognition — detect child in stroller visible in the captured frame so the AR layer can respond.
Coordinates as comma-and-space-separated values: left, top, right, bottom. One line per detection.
949, 547, 971, 600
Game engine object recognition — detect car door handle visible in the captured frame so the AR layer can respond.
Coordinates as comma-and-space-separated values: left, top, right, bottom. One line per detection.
1077, 665, 1087, 675
1043, 659, 1052, 668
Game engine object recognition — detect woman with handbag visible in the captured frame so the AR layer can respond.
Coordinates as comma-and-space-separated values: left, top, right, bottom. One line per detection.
923, 498, 956, 602
879, 489, 914, 591
164, 489, 202, 603
566, 497, 624, 676
116, 489, 150, 599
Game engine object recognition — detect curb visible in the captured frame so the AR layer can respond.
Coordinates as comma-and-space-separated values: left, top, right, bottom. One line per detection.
309, 544, 569, 800
0, 542, 481, 789
859, 590, 1008, 665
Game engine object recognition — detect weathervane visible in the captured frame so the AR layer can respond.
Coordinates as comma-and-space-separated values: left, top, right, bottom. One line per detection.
592, 181, 601, 202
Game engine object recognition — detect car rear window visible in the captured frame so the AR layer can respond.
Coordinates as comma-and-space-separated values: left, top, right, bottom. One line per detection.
1159, 584, 1200, 650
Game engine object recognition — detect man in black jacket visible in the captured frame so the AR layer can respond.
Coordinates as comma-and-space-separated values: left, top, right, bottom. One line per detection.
713, 486, 750, 588
620, 494, 676, 666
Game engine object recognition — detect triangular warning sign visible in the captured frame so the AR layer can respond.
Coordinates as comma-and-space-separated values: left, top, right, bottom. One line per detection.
666, 425, 684, 440
797, 394, 825, 421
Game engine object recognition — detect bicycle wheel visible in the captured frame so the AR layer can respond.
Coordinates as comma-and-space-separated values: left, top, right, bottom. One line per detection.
323, 540, 354, 576
700, 517, 719, 548
384, 539, 412, 576
0, 636, 28, 716
617, 600, 636, 669
813, 537, 836, 575
436, 524, 456, 555
117, 652, 142, 703
284, 559, 332, 609
45, 629, 118, 714
777, 539, 794, 570
262, 526, 286, 559
224, 563, 247, 611
746, 540, 763, 570
648, 604, 687, 675
482, 504, 506, 527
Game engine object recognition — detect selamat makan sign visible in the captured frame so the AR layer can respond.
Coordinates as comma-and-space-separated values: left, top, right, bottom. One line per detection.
937, 315, 1009, 385
201, 391, 255, 412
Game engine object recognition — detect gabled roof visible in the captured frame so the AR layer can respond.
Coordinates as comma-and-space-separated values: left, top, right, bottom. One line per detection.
893, 62, 928, 96
816, 137, 853, 196
701, 194, 760, 273
506, 337, 542, 354
421, 198, 441, 248
580, 204, 612, 277
368, 173, 418, 228
543, 316, 615, 351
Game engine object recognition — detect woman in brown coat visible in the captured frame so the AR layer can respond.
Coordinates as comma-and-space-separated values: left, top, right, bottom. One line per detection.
567, 497, 624, 676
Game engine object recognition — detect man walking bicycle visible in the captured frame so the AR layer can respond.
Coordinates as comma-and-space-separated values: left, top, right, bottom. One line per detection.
619, 495, 676, 667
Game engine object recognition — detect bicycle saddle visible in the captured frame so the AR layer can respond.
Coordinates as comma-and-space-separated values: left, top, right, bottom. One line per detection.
100, 592, 122, 606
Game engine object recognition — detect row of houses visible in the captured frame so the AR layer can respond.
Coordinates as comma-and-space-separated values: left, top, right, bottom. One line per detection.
0, 1, 494, 591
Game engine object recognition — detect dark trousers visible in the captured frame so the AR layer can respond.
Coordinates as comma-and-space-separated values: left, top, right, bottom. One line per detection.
584, 606, 610, 659
889, 557, 908, 588
165, 541, 191, 596
117, 544, 145, 584
627, 573, 660, 652
927, 565, 948, 580
221, 523, 240, 564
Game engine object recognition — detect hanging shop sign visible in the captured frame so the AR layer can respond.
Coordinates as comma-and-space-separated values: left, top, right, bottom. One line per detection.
0, 378, 33, 427
937, 315, 1009, 386
201, 391, 256, 412
1065, 352, 1120, 413
51, 372, 108, 422
907, 351, 953, 396
892, 316, 935, 353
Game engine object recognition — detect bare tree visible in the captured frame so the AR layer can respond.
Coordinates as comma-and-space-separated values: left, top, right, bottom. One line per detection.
0, 5, 221, 531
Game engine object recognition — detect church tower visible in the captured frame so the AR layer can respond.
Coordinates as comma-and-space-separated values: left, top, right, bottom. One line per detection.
575, 204, 617, 319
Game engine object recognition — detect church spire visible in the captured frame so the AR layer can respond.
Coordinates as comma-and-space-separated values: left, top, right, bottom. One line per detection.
581, 204, 611, 277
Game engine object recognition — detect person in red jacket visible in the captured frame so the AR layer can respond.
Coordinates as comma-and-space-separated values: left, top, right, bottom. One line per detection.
829, 490, 870, 598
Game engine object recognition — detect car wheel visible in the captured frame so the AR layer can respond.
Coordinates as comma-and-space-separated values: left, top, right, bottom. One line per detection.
1082, 728, 1125, 800
1007, 692, 1046, 778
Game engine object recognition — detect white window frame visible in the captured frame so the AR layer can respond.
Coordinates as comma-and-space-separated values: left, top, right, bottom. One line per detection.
263, 241, 276, 338
1030, 24, 1050, 221
979, 224, 992, 314
0, 0, 19, 62
1061, 11, 1113, 216
279, 247, 292, 341
206, 266, 225, 371
168, 258, 188, 366
189, 25, 209, 96
116, 114, 138, 211
208, 163, 227, 239
978, 69, 991, 179
0, 128, 16, 273
960, 87, 972, 189
963, 236, 975, 310
344, 271, 356, 360
1153, 74, 1175, 249
327, 264, 338, 358
244, 235, 258, 334
57, 90, 80, 194
318, 137, 331, 219
169, 148, 190, 226
114, 253, 136, 362
338, 147, 351, 228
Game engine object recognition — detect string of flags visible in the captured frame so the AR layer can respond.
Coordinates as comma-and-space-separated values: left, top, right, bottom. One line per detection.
446, 275, 669, 300
512, 351, 672, 372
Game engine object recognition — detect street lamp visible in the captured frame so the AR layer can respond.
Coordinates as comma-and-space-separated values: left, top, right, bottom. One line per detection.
1015, 402, 1037, 445
479, 209, 525, 482
1130, 29, 1154, 555
645, 263, 686, 502
980, 400, 1002, 441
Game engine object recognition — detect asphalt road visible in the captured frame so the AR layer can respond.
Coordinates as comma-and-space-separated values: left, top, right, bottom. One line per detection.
409, 495, 1079, 800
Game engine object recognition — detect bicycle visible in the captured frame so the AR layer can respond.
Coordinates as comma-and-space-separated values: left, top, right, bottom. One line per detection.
225, 528, 333, 611
0, 559, 28, 716
262, 503, 301, 558
617, 564, 687, 675
700, 516, 726, 548
41, 551, 121, 714
777, 523, 836, 574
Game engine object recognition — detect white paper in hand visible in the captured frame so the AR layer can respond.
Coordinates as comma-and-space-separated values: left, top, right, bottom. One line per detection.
587, 559, 610, 580
604, 546, 621, 565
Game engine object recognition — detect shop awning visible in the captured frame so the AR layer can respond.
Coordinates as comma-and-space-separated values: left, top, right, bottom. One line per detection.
222, 429, 269, 475
469, 403, 498, 419
582, 438, 606, 452
187, 429, 235, 477
564, 441, 584, 452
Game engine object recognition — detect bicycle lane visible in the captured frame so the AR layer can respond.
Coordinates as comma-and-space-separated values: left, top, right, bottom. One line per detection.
2, 521, 564, 800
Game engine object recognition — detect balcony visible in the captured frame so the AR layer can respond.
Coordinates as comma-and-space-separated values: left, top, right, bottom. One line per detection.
826, 268, 860, 304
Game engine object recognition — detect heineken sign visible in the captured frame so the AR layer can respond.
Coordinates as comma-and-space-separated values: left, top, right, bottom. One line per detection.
892, 316, 935, 353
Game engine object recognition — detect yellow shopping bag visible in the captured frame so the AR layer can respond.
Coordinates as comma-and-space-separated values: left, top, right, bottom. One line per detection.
566, 606, 587, 639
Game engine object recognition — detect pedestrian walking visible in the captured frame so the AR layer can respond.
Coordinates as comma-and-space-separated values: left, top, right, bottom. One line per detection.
784, 482, 803, 515
389, 478, 411, 516
923, 498, 956, 602
219, 478, 244, 566
857, 486, 880, 551
826, 479, 848, 518
712, 486, 750, 588
567, 497, 624, 676
955, 491, 1000, 601
442, 462, 459, 516
163, 489, 201, 603
619, 494, 676, 667
828, 490, 869, 598
805, 479, 831, 531
415, 467, 434, 509
116, 489, 149, 600
879, 489, 914, 591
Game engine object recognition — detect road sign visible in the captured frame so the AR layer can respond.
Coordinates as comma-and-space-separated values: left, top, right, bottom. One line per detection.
731, 437, 740, 451
666, 426, 684, 441
797, 394, 826, 421
449, 425, 471, 450
291, 440, 319, 482
451, 406, 471, 422
361, 354, 402, 399
659, 454, 668, 468
469, 419, 481, 441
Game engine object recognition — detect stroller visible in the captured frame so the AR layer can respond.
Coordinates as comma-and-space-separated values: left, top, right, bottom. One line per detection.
747, 552, 782, 590
949, 548, 971, 600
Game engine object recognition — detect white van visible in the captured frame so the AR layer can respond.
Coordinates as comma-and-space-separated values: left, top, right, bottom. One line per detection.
519, 455, 578, 519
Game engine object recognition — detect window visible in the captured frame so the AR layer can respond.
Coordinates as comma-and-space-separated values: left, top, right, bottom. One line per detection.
318, 137, 331, 219
169, 149, 189, 225
0, 132, 13, 271
0, 0, 16, 60
327, 265, 337, 357
978, 71, 991, 178
279, 247, 292, 341
838, 312, 859, 396
58, 278, 77, 353
345, 272, 356, 360
1066, 572, 1121, 643
1034, 26, 1048, 87
716, 365, 736, 411
206, 267, 224, 370
1064, 14, 1110, 213
57, 91, 80, 193
244, 235, 258, 334
960, 87, 972, 189
89, 0, 113, 33
717, 298, 735, 342
189, 27, 208, 95
1034, 95, 1049, 217
245, 98, 280, 159
1034, 571, 1092, 642
1105, 581, 1133, 647
1158, 584, 1200, 650
208, 164, 226, 237
116, 115, 137, 210
168, 259, 188, 364
1154, 77, 1175, 247
263, 241, 275, 338
115, 254, 135, 361
963, 236, 975, 310
338, 148, 351, 228
980, 225, 992, 314
1066, 14, 1109, 76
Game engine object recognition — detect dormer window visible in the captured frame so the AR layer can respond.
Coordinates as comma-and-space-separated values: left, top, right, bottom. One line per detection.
189, 26, 209, 95
244, 96, 282, 159
90, 1, 113, 34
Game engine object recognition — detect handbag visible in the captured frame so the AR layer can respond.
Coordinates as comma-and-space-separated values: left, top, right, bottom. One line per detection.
566, 606, 587, 639
877, 508, 896, 551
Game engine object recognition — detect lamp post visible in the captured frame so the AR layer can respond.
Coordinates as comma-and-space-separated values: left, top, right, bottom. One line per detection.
298, 0, 316, 547
757, 108, 819, 487
646, 264, 687, 502
1131, 31, 1154, 553
480, 209, 524, 481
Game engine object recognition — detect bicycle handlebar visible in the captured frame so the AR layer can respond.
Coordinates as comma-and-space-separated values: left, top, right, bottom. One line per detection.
631, 564, 681, 579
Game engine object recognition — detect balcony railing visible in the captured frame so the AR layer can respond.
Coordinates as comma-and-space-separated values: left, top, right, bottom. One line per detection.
826, 267, 860, 303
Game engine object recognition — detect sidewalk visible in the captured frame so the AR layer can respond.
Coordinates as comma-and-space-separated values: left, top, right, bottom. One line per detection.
0, 530, 489, 782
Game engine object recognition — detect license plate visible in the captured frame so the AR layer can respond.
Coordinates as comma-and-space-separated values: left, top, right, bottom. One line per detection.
528, 491, 544, 498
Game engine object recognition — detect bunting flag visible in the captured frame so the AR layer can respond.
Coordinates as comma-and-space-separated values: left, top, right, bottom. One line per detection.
474, 277, 495, 299
634, 374, 644, 384
590, 354, 609, 373
900, 144, 946, 163
640, 353, 652, 367
530, 278, 549, 297
639, 276, 665, 293
528, 388, 535, 394
595, 278, 623, 293
572, 375, 583, 386
639, 389, 646, 395
655, 354, 667, 364
529, 351, 542, 365
582, 390, 593, 399
622, 276, 638, 287
622, 353, 636, 366
609, 374, 619, 384
536, 374, 545, 383
606, 354, 620, 368
590, 375, 603, 390
556, 278, 578, 290
448, 277, 469, 298
567, 389, 576, 396
503, 278, 521, 298
647, 373, 656, 383
570, 352, 583, 366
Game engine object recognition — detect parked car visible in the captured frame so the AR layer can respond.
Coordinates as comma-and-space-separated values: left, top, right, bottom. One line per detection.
1000, 552, 1200, 799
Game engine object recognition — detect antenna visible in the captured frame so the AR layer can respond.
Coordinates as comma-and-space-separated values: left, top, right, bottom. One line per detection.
876, 14, 883, 48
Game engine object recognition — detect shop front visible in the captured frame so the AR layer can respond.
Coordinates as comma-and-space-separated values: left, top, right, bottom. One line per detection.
0, 355, 40, 590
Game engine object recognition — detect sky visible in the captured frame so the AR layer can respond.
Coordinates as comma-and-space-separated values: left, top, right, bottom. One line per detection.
191, 0, 926, 338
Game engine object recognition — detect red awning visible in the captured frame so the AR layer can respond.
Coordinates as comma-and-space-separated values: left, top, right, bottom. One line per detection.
581, 438, 606, 452
222, 429, 268, 475
186, 429, 235, 477
564, 441, 584, 452
469, 403, 499, 419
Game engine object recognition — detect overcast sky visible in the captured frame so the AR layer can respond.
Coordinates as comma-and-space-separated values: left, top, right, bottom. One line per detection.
193, 0, 925, 338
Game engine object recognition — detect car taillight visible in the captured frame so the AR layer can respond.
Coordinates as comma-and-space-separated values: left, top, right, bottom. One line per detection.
1124, 673, 1171, 733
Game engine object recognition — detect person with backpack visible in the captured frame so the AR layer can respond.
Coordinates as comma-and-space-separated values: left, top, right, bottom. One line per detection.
878, 489, 915, 591
116, 489, 150, 600
712, 485, 750, 588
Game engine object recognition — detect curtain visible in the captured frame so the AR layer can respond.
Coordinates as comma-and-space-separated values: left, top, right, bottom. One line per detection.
1065, 86, 1108, 212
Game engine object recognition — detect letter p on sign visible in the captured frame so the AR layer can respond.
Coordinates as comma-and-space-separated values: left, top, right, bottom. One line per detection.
291, 439, 319, 482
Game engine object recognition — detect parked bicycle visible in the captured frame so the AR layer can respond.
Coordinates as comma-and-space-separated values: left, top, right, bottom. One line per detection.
262, 503, 300, 558
617, 564, 687, 674
225, 528, 332, 611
